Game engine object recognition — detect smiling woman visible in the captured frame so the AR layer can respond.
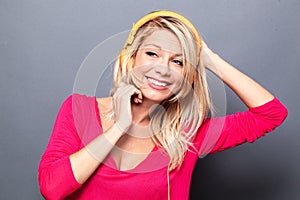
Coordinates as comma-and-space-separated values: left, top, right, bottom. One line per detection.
131, 29, 184, 102
38, 10, 288, 200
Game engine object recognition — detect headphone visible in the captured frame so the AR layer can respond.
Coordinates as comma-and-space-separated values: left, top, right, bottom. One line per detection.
119, 10, 202, 68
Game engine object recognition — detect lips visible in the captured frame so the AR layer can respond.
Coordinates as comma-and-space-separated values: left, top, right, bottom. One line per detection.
144, 76, 172, 91
145, 76, 171, 87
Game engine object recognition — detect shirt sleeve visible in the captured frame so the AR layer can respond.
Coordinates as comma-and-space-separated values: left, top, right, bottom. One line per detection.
194, 97, 288, 156
38, 95, 82, 200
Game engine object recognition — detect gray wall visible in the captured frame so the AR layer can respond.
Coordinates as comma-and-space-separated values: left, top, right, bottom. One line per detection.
1, 0, 299, 199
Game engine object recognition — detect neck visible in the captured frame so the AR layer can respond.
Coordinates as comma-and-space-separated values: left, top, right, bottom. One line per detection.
131, 98, 160, 125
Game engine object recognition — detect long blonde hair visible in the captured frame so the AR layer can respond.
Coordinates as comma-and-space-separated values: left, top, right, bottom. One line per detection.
113, 13, 212, 170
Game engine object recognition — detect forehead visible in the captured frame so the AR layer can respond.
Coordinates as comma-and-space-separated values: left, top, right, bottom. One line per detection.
140, 29, 182, 55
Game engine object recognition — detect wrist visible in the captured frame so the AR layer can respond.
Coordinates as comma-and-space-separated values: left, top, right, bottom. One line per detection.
103, 124, 124, 144
113, 123, 129, 136
203, 52, 220, 71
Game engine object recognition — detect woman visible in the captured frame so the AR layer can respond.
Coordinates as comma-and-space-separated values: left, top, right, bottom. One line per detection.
38, 10, 288, 200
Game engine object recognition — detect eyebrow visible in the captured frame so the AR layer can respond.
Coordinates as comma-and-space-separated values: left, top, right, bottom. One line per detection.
141, 44, 182, 56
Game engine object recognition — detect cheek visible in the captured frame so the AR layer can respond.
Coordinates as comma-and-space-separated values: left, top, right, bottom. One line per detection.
133, 52, 147, 68
133, 57, 141, 68
132, 56, 155, 77
172, 69, 184, 84
131, 66, 151, 78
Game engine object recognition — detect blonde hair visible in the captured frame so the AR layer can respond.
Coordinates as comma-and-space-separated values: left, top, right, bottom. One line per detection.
113, 13, 212, 170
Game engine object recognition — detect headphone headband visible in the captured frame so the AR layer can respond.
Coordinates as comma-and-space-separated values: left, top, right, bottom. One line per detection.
125, 10, 201, 47
119, 10, 201, 68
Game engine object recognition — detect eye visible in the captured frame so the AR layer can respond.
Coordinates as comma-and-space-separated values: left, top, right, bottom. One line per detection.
146, 51, 158, 57
173, 59, 183, 66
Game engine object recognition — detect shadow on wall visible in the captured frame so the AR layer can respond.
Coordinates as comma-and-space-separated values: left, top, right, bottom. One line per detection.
189, 151, 290, 200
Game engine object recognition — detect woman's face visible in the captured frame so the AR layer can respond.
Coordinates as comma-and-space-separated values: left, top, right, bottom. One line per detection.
132, 29, 184, 103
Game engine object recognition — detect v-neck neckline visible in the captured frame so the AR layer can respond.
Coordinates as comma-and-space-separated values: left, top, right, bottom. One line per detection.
94, 97, 170, 173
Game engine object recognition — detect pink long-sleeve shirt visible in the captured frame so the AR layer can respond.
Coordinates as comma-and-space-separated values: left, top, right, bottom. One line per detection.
38, 94, 288, 200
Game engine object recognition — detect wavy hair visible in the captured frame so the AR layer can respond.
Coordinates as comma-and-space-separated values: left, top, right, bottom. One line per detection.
113, 15, 212, 170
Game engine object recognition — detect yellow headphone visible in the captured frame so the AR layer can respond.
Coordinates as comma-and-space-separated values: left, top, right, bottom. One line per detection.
119, 10, 202, 68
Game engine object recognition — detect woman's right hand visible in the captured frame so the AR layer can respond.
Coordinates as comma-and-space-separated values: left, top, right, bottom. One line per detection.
112, 82, 143, 134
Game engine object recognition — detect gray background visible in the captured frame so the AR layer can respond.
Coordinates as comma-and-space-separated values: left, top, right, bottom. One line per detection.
0, 0, 299, 199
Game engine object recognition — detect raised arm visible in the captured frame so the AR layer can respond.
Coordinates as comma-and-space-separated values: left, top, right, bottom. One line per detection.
200, 41, 274, 107
194, 41, 288, 156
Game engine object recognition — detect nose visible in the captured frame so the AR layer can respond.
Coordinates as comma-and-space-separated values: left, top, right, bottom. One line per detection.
155, 57, 170, 76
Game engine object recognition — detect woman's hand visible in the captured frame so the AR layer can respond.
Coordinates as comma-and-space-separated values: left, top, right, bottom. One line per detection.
199, 40, 274, 107
112, 83, 143, 133
199, 40, 219, 71
69, 84, 143, 185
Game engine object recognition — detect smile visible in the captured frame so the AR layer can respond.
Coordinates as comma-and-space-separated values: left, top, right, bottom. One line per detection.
146, 76, 170, 87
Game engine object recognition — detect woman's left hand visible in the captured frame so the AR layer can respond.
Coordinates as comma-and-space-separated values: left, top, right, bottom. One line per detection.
200, 40, 274, 108
199, 41, 219, 72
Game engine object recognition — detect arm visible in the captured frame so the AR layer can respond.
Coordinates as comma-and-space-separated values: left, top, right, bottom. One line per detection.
69, 124, 122, 184
39, 84, 142, 199
200, 41, 274, 107
196, 98, 288, 155
38, 95, 123, 199
70, 84, 142, 184
193, 42, 288, 155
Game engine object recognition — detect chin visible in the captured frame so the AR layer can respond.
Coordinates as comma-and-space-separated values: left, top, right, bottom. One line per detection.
141, 88, 172, 103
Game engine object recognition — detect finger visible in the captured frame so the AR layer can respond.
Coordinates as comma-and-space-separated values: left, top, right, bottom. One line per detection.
133, 88, 142, 99
132, 95, 142, 104
136, 91, 143, 102
115, 84, 134, 96
114, 84, 141, 103
133, 96, 139, 104
124, 85, 139, 96
130, 87, 143, 103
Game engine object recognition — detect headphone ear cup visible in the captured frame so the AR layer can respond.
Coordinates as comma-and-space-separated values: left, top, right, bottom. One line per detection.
119, 47, 126, 68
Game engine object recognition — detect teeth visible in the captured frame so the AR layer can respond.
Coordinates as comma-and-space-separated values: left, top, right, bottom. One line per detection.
147, 77, 168, 87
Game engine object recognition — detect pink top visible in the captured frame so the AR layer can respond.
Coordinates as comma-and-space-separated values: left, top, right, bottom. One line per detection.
38, 94, 288, 200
